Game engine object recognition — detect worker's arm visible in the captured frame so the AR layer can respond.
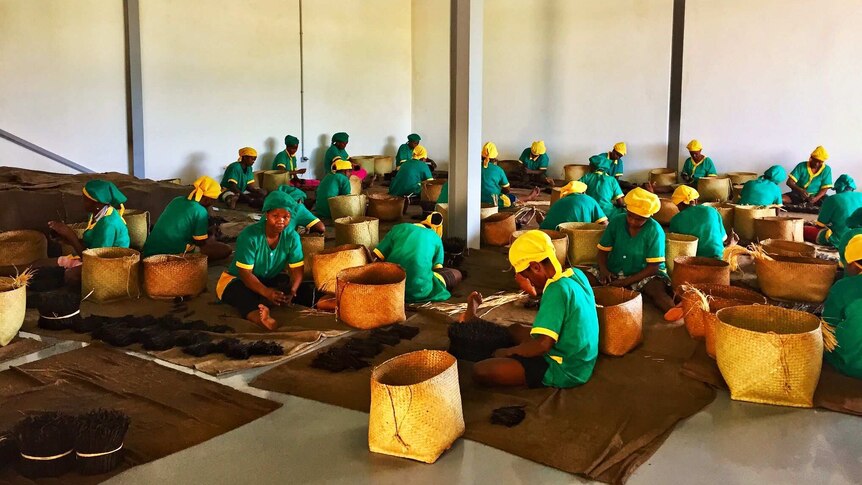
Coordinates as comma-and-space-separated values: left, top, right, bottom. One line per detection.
493, 334, 554, 358
596, 248, 614, 284
48, 221, 85, 255
810, 187, 830, 205
611, 262, 660, 288
787, 179, 810, 200
287, 265, 303, 304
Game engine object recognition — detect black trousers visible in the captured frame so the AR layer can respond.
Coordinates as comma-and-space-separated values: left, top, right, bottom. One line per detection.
221, 275, 318, 316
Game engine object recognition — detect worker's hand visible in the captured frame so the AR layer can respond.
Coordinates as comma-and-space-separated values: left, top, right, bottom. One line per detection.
296, 168, 307, 175
285, 289, 297, 306
643, 181, 656, 193
810, 195, 824, 205
265, 288, 291, 306
727, 230, 740, 247
48, 221, 75, 240
598, 267, 614, 285
609, 278, 629, 288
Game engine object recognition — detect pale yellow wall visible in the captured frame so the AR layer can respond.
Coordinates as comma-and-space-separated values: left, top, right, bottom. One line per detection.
411, 0, 450, 168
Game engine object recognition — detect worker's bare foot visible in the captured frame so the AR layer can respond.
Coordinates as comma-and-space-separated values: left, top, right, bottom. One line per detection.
460, 291, 484, 322
524, 187, 541, 202
257, 304, 278, 330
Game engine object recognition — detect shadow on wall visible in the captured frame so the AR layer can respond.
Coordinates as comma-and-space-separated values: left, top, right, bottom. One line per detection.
178, 152, 206, 185
310, 133, 330, 178
382, 136, 397, 157
258, 137, 278, 172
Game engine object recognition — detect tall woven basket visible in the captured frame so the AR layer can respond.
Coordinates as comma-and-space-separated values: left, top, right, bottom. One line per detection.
374, 156, 395, 175
649, 168, 678, 186
421, 180, 447, 202
300, 234, 325, 278
727, 172, 758, 185
557, 222, 606, 266
329, 194, 367, 220
336, 263, 406, 329
697, 176, 732, 202
754, 255, 836, 303
142, 254, 208, 300
367, 194, 404, 222
0, 283, 26, 346
0, 230, 47, 266
760, 239, 816, 258
312, 244, 369, 294
593, 287, 642, 356
511, 229, 568, 268
733, 205, 777, 241
353, 155, 377, 175
680, 284, 767, 345
563, 164, 590, 182
124, 209, 150, 250
671, 256, 730, 290
480, 204, 498, 220
348, 175, 363, 195
550, 187, 563, 206
334, 216, 379, 250
81, 247, 141, 303
702, 202, 735, 233
753, 216, 804, 242
369, 350, 464, 463
481, 213, 516, 247
715, 305, 824, 408
666, 233, 699, 274
262, 170, 292, 192
654, 199, 680, 226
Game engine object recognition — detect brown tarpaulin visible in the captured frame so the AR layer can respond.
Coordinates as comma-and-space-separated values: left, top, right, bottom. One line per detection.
0, 338, 50, 365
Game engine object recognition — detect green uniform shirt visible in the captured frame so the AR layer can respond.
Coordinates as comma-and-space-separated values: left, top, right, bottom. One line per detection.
816, 192, 862, 246
276, 184, 308, 203
221, 162, 255, 192
581, 172, 624, 218
396, 143, 414, 168
437, 181, 448, 204
481, 163, 510, 205
838, 228, 862, 268
823, 275, 862, 379
323, 145, 349, 166
389, 159, 433, 196
789, 161, 833, 195
598, 213, 667, 276
227, 221, 304, 280
738, 179, 783, 206
272, 150, 298, 171
142, 197, 208, 257
539, 194, 607, 230
668, 205, 726, 259
529, 268, 599, 388
286, 199, 320, 232
593, 152, 624, 178
315, 173, 352, 220
82, 207, 130, 249
681, 156, 717, 182
518, 148, 550, 171
373, 223, 450, 303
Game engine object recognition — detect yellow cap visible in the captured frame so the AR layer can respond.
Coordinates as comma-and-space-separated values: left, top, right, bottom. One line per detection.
188, 175, 222, 202
238, 147, 257, 158
331, 158, 353, 171
613, 142, 627, 156
559, 180, 588, 198
482, 142, 498, 160
419, 211, 443, 237
846, 234, 862, 265
531, 140, 546, 156
686, 139, 702, 151
671, 185, 700, 206
413, 145, 428, 159
811, 145, 829, 162
624, 187, 661, 218
508, 230, 562, 275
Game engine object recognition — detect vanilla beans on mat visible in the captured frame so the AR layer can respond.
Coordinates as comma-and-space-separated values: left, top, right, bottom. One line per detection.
14, 412, 76, 478
74, 409, 130, 475
310, 323, 421, 373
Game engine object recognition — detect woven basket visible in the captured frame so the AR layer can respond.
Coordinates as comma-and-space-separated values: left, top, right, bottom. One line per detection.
753, 216, 804, 242
563, 164, 590, 182
0, 284, 26, 346
649, 168, 678, 186
374, 156, 395, 175
81, 247, 141, 303
420, 179, 447, 202
715, 305, 823, 408
760, 239, 816, 258
702, 202, 735, 233
353, 155, 377, 175
329, 194, 367, 220
334, 216, 379, 250
300, 234, 325, 277
312, 244, 369, 293
369, 350, 464, 463
124, 209, 150, 250
557, 222, 606, 265
727, 172, 758, 185
680, 284, 767, 344
754, 255, 836, 303
367, 194, 403, 222
549, 187, 562, 206
480, 204, 498, 220
666, 233, 699, 274
697, 176, 732, 202
336, 263, 406, 329
481, 213, 516, 247
511, 229, 568, 268
654, 198, 680, 226
497, 160, 522, 176
671, 256, 730, 290
593, 287, 642, 356
142, 253, 208, 300
349, 175, 363, 195
733, 205, 777, 241
262, 170, 292, 192
0, 230, 47, 266
253, 170, 266, 188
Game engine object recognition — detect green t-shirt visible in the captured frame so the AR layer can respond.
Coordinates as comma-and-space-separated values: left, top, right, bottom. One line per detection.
789, 161, 833, 195
142, 197, 209, 257
272, 150, 298, 171
581, 172, 624, 218
529, 268, 599, 388
593, 152, 624, 178
373, 223, 450, 303
226, 221, 304, 280
681, 156, 717, 182
82, 207, 130, 249
396, 143, 414, 168
286, 199, 320, 232
598, 213, 667, 276
323, 145, 349, 167
668, 205, 726, 259
539, 194, 607, 230
481, 163, 510, 205
838, 228, 862, 268
816, 192, 862, 247
518, 148, 549, 171
823, 275, 862, 379
315, 173, 351, 220
221, 161, 255, 192
437, 181, 448, 204
738, 179, 783, 206
389, 159, 433, 197
276, 184, 308, 203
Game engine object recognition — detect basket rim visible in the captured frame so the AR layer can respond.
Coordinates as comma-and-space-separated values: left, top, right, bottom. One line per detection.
592, 286, 641, 306
142, 253, 207, 264
316, 243, 366, 256
649, 168, 676, 174
673, 256, 729, 267
367, 193, 403, 202
667, 232, 699, 242
557, 222, 606, 231
334, 215, 379, 224
755, 216, 804, 222
371, 349, 456, 386
715, 304, 821, 335
82, 247, 140, 258
0, 229, 46, 241
337, 262, 406, 285
484, 212, 515, 223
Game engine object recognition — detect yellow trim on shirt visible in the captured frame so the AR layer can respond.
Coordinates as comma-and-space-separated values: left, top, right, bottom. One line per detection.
706, 174, 717, 177
530, 327, 559, 342
227, 178, 238, 184
215, 271, 236, 300
815, 220, 827, 228
822, 184, 833, 189
788, 175, 798, 182
247, 179, 255, 184
549, 355, 563, 364
306, 218, 321, 229
501, 183, 511, 188
276, 163, 287, 169
433, 272, 446, 285
433, 263, 443, 269
612, 194, 624, 200
373, 248, 385, 260
287, 261, 305, 269
595, 216, 608, 223
597, 244, 613, 251
192, 234, 209, 241
646, 257, 666, 263
236, 261, 254, 270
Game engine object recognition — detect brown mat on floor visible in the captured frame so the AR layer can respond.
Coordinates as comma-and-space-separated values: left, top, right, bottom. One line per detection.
682, 343, 862, 416
251, 313, 715, 484
0, 345, 280, 484
0, 337, 50, 365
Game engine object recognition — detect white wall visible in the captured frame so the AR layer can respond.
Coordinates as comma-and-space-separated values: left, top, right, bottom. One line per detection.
0, 0, 128, 174
411, 0, 450, 168
680, 0, 862, 184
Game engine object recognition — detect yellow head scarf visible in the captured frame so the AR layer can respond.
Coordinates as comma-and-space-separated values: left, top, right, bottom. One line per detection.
508, 230, 562, 275
419, 212, 444, 237
624, 187, 661, 218
188, 175, 222, 202
613, 142, 627, 156
530, 140, 546, 156
845, 234, 862, 266
482, 142, 498, 168
559, 180, 588, 198
686, 139, 702, 151
671, 185, 700, 206
413, 145, 428, 159
811, 145, 829, 162
238, 147, 257, 158
331, 158, 353, 172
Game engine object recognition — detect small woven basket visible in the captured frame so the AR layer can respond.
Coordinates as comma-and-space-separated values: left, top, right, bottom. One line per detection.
511, 229, 568, 268
81, 247, 141, 303
760, 239, 816, 258
649, 168, 678, 186
0, 230, 47, 266
557, 222, 606, 265
142, 253, 208, 300
563, 164, 590, 182
593, 287, 642, 356
124, 209, 150, 250
715, 305, 823, 408
329, 194, 367, 220
0, 284, 26, 346
300, 234, 325, 277
348, 175, 363, 195
733, 205, 777, 241
666, 233, 699, 274
374, 156, 395, 175
697, 176, 732, 202
336, 263, 406, 329
654, 198, 680, 226
481, 212, 516, 247
671, 256, 730, 290
312, 244, 369, 294
367, 194, 404, 222
420, 180, 447, 202
334, 216, 380, 250
702, 202, 735, 234
753, 216, 804, 242
680, 284, 767, 344
754, 255, 836, 303
727, 172, 758, 185
369, 350, 464, 463
262, 170, 292, 192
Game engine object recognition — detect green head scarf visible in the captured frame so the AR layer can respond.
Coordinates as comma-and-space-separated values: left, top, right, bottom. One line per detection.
848, 207, 862, 229
834, 174, 857, 193
407, 133, 421, 142
589, 155, 611, 174
262, 191, 297, 213
760, 165, 787, 185
332, 132, 349, 143
83, 180, 127, 208
276, 184, 308, 201
284, 135, 299, 147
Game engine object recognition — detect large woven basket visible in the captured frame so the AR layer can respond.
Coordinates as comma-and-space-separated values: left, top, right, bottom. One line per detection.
727, 172, 758, 185
654, 198, 680, 226
754, 255, 836, 303
671, 256, 730, 290
124, 209, 150, 250
511, 229, 568, 268
262, 170, 292, 192
421, 180, 447, 202
480, 203, 498, 219
336, 263, 406, 329
0, 230, 47, 266
142, 253, 208, 300
300, 234, 325, 277
697, 176, 732, 202
312, 244, 369, 293
557, 222, 606, 265
497, 160, 522, 176
753, 216, 804, 242
666, 233, 699, 274
334, 216, 379, 250
367, 194, 404, 222
81, 247, 141, 303
329, 194, 367, 220
702, 202, 735, 233
563, 164, 590, 182
353, 155, 377, 175
593, 287, 642, 356
374, 156, 395, 175
733, 205, 777, 241
649, 168, 678, 186
369, 350, 464, 463
760, 239, 816, 258
549, 187, 563, 206
680, 284, 767, 344
0, 284, 26, 346
715, 305, 823, 408
349, 175, 363, 195
481, 212, 516, 247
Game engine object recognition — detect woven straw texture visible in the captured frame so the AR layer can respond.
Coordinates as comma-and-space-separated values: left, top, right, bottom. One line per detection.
349, 175, 363, 195
666, 233, 699, 274
697, 176, 732, 202
312, 244, 369, 294
374, 156, 395, 175
481, 213, 516, 247
593, 287, 642, 356
125, 209, 150, 250
81, 247, 141, 303
0, 230, 47, 266
300, 234, 325, 277
368, 350, 464, 463
336, 263, 406, 329
754, 255, 836, 303
563, 164, 590, 182
334, 216, 380, 250
253, 170, 266, 188
753, 216, 804, 242
367, 194, 404, 222
0, 284, 26, 346
262, 170, 292, 192
760, 239, 816, 258
649, 168, 678, 186
680, 284, 767, 343
480, 204, 498, 220
421, 180, 447, 202
654, 199, 680, 226
549, 187, 563, 206
671, 256, 730, 290
353, 155, 377, 175
496, 160, 521, 176
557, 222, 607, 265
715, 305, 823, 408
329, 194, 367, 220
142, 253, 208, 299
511, 229, 569, 268
702, 202, 735, 233
733, 205, 777, 241
727, 172, 758, 185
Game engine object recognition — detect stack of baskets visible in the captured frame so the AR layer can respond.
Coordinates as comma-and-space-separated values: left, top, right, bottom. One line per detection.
733, 205, 777, 241
329, 194, 367, 220
593, 287, 642, 356
336, 263, 406, 329
679, 284, 767, 357
142, 253, 208, 299
81, 248, 141, 303
0, 230, 47, 267
760, 239, 816, 258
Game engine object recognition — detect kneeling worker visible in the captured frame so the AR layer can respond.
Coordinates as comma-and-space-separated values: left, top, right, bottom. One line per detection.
823, 235, 862, 378
668, 185, 732, 260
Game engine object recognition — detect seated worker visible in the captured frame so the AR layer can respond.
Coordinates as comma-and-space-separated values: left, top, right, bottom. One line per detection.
372, 212, 460, 303
389, 145, 434, 197
668, 185, 732, 259
396, 133, 421, 170
315, 159, 353, 220
680, 139, 718, 185
539, 180, 607, 230
272, 135, 303, 173
220, 147, 266, 209
815, 175, 862, 247
822, 235, 862, 378
216, 191, 305, 331
142, 176, 233, 260
594, 188, 678, 320
481, 142, 518, 208
275, 183, 308, 205
738, 165, 785, 206
284, 194, 324, 234
591, 142, 627, 185
581, 155, 625, 217
518, 140, 552, 186
838, 208, 862, 268
468, 230, 599, 388
785, 145, 833, 206
324, 131, 368, 182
